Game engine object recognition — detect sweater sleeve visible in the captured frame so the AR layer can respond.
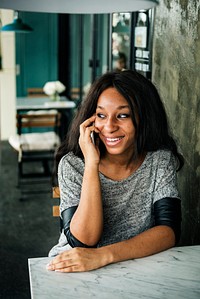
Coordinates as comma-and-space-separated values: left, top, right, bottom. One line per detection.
154, 197, 182, 244
58, 152, 84, 214
153, 151, 180, 203
152, 151, 182, 244
61, 206, 97, 248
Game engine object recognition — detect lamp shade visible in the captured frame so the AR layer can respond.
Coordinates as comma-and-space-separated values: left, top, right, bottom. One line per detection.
1, 17, 33, 33
113, 22, 129, 33
0, 0, 159, 14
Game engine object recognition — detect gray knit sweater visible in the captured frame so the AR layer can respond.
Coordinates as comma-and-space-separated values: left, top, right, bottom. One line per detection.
49, 150, 179, 256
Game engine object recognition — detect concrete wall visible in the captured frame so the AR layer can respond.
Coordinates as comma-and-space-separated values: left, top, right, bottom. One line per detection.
152, 0, 200, 245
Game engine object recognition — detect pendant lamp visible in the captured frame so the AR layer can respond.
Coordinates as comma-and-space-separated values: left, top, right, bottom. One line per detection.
0, 0, 159, 14
113, 14, 130, 33
0, 11, 33, 33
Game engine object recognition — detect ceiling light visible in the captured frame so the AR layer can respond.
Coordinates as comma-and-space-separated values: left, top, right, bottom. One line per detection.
0, 0, 159, 14
0, 11, 33, 33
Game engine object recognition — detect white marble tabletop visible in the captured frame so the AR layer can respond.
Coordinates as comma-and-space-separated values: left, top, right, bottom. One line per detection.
16, 96, 76, 110
28, 245, 200, 299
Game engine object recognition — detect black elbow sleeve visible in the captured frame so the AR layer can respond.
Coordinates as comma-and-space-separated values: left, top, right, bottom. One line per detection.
62, 206, 96, 248
154, 197, 182, 244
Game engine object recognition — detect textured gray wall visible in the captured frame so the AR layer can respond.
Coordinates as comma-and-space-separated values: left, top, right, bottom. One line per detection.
152, 0, 200, 244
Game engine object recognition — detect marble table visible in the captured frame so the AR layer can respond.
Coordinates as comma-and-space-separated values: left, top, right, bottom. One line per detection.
16, 96, 76, 110
28, 245, 200, 299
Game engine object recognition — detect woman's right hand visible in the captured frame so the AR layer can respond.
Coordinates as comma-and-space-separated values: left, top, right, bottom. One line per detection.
79, 115, 100, 166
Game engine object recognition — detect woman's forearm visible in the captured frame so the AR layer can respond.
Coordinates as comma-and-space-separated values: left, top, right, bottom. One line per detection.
99, 225, 176, 266
70, 164, 103, 246
47, 225, 176, 273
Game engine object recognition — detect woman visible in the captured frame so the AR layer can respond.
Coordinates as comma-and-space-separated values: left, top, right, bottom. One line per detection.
47, 70, 183, 272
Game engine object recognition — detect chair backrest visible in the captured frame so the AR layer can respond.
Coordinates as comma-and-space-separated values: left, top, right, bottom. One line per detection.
16, 110, 61, 135
27, 88, 46, 97
52, 186, 60, 217
70, 87, 80, 100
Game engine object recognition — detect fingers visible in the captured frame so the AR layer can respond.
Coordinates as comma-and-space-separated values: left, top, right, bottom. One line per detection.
55, 266, 80, 273
79, 116, 100, 146
47, 252, 75, 271
46, 248, 98, 273
47, 262, 86, 273
80, 115, 95, 132
78, 116, 100, 162
47, 259, 77, 272
80, 116, 99, 133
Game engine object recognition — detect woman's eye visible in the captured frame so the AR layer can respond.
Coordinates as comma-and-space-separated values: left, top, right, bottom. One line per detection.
97, 113, 106, 119
118, 114, 130, 119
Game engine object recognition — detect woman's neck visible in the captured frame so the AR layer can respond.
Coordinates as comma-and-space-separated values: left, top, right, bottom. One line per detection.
99, 152, 146, 181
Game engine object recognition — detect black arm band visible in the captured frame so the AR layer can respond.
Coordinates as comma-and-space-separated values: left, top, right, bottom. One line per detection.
62, 206, 97, 248
154, 197, 182, 244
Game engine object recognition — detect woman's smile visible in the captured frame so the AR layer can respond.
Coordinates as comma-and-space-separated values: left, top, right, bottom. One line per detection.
103, 135, 125, 146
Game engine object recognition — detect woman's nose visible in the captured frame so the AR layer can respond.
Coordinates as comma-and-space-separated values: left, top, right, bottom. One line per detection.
104, 117, 118, 132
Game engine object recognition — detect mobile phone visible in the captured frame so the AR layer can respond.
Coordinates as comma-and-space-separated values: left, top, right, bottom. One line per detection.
90, 131, 95, 145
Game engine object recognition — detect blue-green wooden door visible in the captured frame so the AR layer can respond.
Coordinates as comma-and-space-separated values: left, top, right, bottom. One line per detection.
16, 12, 58, 97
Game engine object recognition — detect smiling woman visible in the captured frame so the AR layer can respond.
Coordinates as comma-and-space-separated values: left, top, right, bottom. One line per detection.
47, 70, 183, 273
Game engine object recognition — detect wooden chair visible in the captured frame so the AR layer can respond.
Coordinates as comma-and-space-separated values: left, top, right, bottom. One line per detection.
70, 87, 80, 100
8, 110, 61, 198
27, 88, 46, 97
52, 186, 64, 231
52, 186, 60, 217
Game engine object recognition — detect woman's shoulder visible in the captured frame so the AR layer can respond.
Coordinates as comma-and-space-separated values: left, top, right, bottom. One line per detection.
60, 151, 80, 162
148, 149, 174, 158
59, 152, 84, 173
146, 149, 177, 168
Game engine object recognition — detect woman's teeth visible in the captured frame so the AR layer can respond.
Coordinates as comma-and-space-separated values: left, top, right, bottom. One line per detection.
106, 137, 123, 142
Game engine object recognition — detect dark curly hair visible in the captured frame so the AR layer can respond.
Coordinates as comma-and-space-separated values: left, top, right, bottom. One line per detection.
53, 70, 184, 184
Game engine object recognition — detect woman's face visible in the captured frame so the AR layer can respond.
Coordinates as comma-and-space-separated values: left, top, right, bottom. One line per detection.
95, 87, 136, 157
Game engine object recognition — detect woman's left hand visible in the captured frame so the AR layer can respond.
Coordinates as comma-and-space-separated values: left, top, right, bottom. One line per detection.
46, 247, 107, 272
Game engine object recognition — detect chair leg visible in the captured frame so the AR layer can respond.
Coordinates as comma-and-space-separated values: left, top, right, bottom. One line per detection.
17, 158, 52, 200
18, 161, 23, 188
42, 160, 51, 175
18, 160, 25, 201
